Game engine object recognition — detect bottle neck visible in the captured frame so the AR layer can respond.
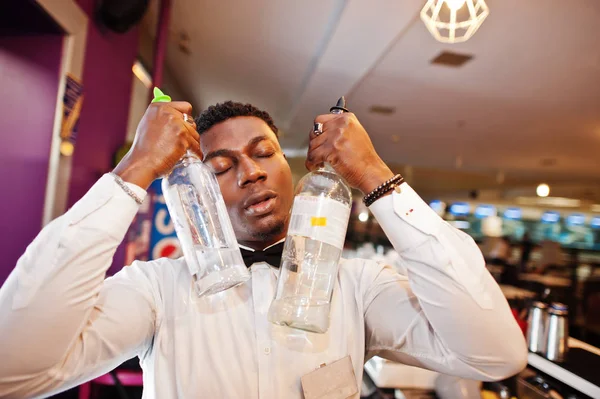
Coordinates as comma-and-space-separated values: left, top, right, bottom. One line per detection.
165, 151, 201, 178
178, 150, 201, 164
317, 162, 336, 174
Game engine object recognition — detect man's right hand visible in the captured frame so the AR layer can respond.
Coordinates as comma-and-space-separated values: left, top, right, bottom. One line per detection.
112, 101, 201, 190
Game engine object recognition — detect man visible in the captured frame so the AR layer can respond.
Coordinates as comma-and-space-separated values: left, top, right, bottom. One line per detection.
0, 100, 527, 398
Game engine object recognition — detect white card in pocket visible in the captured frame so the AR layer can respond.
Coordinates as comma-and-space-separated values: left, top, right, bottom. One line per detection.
300, 356, 358, 399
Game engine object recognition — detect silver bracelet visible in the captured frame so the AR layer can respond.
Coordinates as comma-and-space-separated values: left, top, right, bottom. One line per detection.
109, 172, 144, 205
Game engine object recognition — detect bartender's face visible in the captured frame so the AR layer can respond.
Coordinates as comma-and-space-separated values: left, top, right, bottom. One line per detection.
200, 116, 294, 247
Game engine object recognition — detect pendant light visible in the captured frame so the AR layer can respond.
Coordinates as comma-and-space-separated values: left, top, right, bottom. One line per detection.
420, 0, 489, 43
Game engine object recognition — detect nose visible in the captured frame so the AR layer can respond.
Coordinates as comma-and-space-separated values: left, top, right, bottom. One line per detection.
237, 155, 267, 187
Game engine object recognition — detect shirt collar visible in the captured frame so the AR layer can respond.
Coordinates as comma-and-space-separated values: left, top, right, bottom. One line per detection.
238, 238, 286, 253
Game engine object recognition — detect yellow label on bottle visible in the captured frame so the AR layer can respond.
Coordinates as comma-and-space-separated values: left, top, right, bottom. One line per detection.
289, 197, 351, 250
311, 217, 327, 227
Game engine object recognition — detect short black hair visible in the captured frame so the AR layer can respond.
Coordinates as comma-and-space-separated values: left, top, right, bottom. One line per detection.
194, 101, 278, 137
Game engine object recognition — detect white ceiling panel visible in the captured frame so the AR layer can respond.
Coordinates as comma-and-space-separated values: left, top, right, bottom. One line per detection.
162, 0, 343, 120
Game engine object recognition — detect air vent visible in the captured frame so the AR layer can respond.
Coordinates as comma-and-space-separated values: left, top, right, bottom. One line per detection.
431, 51, 473, 67
540, 158, 557, 167
369, 105, 396, 115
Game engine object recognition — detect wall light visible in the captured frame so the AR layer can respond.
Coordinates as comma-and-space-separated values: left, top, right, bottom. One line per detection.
132, 60, 152, 88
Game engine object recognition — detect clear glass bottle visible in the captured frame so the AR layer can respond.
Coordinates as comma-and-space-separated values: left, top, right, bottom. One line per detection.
162, 152, 249, 297
268, 98, 352, 333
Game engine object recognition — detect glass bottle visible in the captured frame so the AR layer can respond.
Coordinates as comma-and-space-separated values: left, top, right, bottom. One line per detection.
162, 152, 249, 297
268, 98, 352, 333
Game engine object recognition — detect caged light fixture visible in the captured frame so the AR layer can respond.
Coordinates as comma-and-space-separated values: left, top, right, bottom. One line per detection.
420, 0, 489, 44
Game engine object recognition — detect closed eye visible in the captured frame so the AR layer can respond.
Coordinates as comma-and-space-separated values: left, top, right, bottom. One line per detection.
209, 159, 233, 175
214, 168, 231, 176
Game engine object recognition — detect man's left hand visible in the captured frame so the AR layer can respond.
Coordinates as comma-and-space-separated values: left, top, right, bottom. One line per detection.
306, 112, 394, 194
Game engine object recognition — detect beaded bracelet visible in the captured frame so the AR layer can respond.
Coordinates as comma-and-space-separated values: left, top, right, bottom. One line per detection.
363, 174, 404, 207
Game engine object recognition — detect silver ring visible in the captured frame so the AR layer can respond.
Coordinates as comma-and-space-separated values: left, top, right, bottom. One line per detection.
183, 113, 194, 125
313, 122, 323, 136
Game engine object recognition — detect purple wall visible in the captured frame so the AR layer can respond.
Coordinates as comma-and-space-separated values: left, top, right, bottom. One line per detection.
0, 35, 63, 284
0, 1, 141, 283
68, 0, 139, 274
68, 2, 139, 205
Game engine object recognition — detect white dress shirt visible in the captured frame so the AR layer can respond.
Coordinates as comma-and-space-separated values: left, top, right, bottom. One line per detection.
0, 174, 527, 398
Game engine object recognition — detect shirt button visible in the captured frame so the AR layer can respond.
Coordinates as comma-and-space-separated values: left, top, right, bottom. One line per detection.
264, 347, 271, 355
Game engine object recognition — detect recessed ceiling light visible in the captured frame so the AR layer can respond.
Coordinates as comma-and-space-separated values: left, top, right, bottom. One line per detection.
358, 212, 369, 222
537, 183, 550, 197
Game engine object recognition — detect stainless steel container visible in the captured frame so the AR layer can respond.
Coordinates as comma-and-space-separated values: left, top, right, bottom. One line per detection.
526, 301, 548, 353
543, 302, 569, 362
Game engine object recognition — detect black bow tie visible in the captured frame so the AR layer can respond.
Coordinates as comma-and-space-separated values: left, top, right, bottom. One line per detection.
240, 242, 284, 267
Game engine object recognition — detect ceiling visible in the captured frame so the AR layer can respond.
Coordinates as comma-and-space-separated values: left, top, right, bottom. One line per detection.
140, 0, 600, 200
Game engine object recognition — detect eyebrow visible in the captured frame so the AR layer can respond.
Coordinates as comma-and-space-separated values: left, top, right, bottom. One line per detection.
203, 149, 236, 162
203, 135, 271, 162
247, 135, 270, 148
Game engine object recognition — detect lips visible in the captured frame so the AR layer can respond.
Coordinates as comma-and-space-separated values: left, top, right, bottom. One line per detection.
243, 190, 278, 216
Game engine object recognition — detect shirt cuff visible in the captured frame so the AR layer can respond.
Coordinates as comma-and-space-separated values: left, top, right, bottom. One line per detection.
67, 174, 147, 237
368, 183, 444, 252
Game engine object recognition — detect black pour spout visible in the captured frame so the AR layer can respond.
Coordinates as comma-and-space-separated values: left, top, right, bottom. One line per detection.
329, 96, 349, 114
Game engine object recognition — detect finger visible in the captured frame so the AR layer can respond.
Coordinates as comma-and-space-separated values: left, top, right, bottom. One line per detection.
309, 123, 324, 141
182, 113, 198, 133
314, 113, 339, 124
168, 101, 193, 114
308, 120, 339, 141
185, 133, 203, 159
308, 127, 329, 153
310, 113, 351, 140
305, 145, 330, 172
182, 118, 200, 144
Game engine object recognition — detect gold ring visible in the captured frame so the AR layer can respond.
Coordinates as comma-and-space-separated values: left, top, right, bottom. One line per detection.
183, 113, 194, 125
